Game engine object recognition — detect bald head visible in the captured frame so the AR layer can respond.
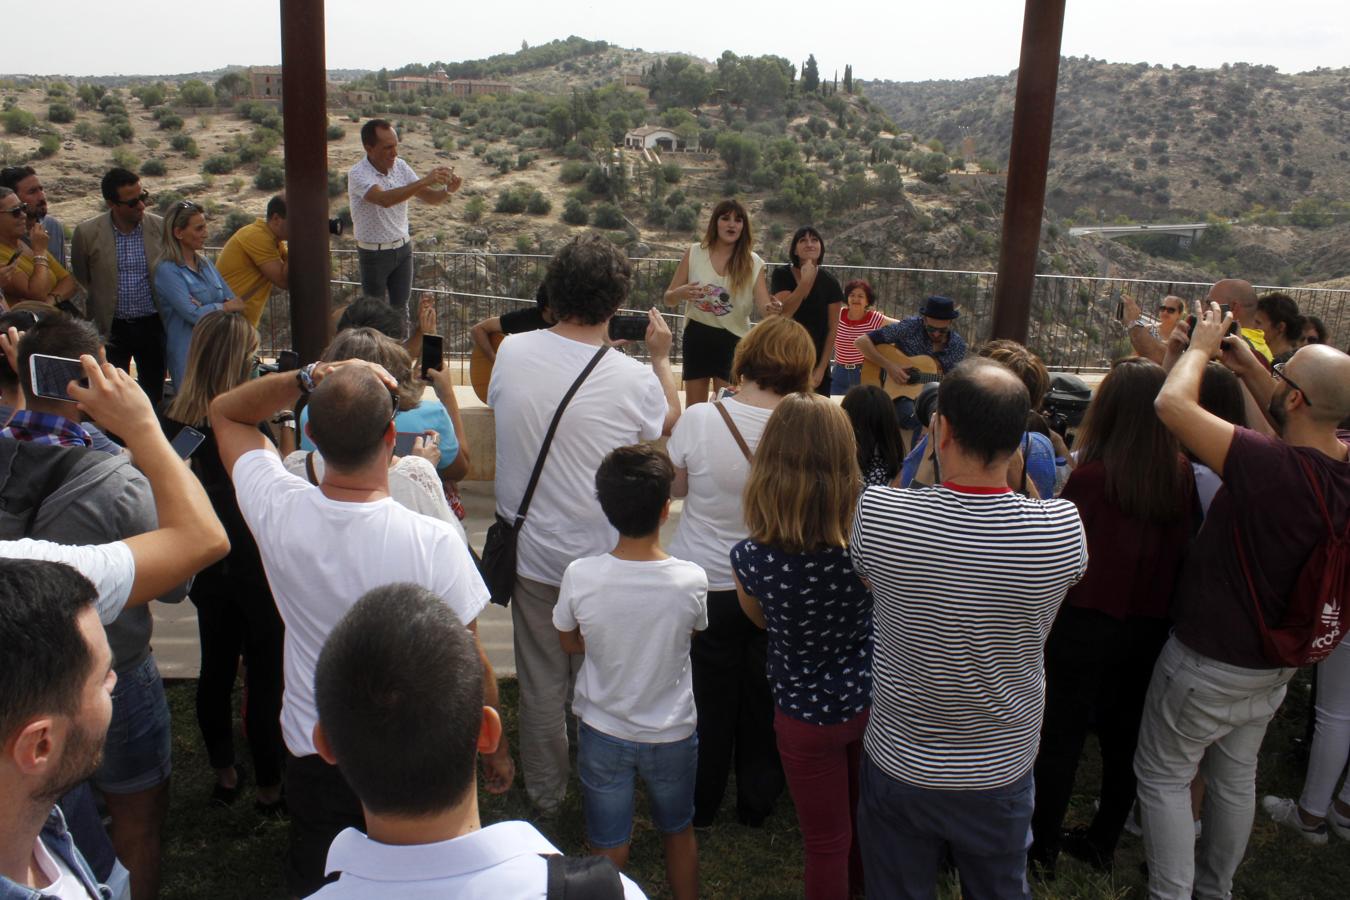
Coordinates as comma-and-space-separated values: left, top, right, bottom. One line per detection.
938, 358, 1030, 466
1286, 344, 1350, 426
1210, 279, 1258, 326
307, 366, 395, 471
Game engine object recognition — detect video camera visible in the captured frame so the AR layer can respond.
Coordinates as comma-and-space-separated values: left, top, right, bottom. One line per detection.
1041, 373, 1092, 440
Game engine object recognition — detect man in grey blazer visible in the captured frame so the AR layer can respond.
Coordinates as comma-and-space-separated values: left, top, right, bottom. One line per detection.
70, 168, 166, 407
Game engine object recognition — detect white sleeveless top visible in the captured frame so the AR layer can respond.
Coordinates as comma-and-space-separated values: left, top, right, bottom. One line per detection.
684, 243, 764, 337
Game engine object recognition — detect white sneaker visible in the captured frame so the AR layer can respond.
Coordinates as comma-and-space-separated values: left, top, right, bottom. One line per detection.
1262, 796, 1329, 845
1330, 808, 1350, 842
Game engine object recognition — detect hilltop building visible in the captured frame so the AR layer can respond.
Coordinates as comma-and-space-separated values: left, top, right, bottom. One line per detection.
248, 66, 283, 99
623, 125, 699, 153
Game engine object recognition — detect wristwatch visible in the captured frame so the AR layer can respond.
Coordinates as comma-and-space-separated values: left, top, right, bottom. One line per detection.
296, 363, 318, 394
1128, 318, 1148, 330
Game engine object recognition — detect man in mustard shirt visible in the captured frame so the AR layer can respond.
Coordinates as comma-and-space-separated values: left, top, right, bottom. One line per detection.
216, 195, 288, 327
1213, 277, 1273, 363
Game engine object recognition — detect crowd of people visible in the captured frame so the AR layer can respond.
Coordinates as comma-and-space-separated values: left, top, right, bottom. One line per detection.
1, 128, 1349, 900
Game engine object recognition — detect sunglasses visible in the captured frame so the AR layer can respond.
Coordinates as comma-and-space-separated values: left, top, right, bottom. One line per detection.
1273, 362, 1312, 407
924, 325, 950, 335
2, 203, 29, 219
1158, 305, 1182, 314
112, 191, 151, 208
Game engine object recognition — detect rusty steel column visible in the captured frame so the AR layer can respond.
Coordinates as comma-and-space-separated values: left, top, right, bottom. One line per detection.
990, 0, 1067, 343
280, 0, 330, 362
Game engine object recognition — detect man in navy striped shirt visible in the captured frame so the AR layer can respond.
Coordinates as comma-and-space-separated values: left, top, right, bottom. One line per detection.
849, 358, 1087, 900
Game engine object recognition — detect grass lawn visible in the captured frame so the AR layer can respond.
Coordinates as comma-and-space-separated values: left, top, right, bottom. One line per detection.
159, 672, 1348, 899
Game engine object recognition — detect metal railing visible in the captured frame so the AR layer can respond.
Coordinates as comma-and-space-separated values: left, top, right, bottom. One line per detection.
245, 250, 1350, 372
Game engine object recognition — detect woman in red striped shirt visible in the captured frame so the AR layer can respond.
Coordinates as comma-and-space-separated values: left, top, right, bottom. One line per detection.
831, 280, 892, 396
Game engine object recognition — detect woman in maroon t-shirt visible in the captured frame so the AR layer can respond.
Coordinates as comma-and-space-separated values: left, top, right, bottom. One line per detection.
1029, 358, 1197, 875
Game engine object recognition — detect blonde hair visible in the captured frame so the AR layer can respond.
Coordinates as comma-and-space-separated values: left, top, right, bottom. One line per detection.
165, 311, 258, 426
321, 327, 423, 411
732, 317, 815, 395
743, 393, 861, 554
701, 198, 756, 296
161, 201, 205, 267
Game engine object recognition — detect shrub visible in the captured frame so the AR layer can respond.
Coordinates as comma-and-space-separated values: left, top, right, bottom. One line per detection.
110, 148, 139, 170
561, 197, 588, 225
47, 103, 76, 124
592, 203, 625, 229
463, 196, 485, 223
36, 134, 60, 158
178, 80, 215, 107
157, 113, 184, 131
254, 160, 285, 190
525, 191, 552, 215
170, 134, 198, 156
326, 123, 345, 141
140, 158, 166, 176
670, 204, 700, 232
221, 210, 252, 239
155, 190, 185, 213
1, 108, 36, 134
73, 121, 97, 142
559, 161, 588, 184
96, 124, 126, 147
661, 162, 682, 183
514, 235, 534, 254
203, 154, 237, 175
327, 170, 346, 198
494, 187, 530, 214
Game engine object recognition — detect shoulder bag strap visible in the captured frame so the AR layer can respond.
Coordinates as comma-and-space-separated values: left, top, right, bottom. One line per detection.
1019, 433, 1030, 496
304, 451, 319, 486
512, 345, 609, 529
714, 401, 753, 463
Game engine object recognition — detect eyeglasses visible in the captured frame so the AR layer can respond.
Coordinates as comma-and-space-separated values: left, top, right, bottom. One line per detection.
1158, 305, 1182, 315
175, 200, 202, 213
1273, 362, 1312, 407
112, 191, 150, 208
2, 203, 28, 219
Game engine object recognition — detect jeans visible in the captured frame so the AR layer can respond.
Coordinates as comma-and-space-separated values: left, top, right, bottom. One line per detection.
93, 655, 171, 794
691, 589, 784, 827
357, 242, 413, 320
191, 570, 286, 787
1030, 608, 1170, 867
831, 364, 862, 396
893, 396, 922, 447
1133, 635, 1296, 900
578, 722, 698, 847
105, 314, 165, 409
776, 706, 868, 899
859, 754, 1034, 900
511, 576, 582, 813
1300, 637, 1350, 817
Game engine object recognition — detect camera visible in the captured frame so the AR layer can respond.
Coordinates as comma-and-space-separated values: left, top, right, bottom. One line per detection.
328, 218, 344, 236
1041, 373, 1092, 440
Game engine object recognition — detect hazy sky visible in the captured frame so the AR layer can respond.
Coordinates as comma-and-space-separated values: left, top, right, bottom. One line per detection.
12, 1, 1347, 80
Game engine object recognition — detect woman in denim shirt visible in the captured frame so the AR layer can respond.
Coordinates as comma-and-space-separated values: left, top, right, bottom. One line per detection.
154, 201, 243, 390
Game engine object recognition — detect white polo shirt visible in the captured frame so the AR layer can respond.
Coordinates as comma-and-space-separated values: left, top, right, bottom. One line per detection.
0, 538, 135, 625
314, 822, 648, 898
347, 156, 419, 245
231, 449, 488, 757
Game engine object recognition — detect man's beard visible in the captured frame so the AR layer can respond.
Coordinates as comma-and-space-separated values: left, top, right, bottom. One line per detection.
32, 720, 105, 807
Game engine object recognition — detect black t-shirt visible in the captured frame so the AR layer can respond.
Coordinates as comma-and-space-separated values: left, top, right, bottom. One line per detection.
769, 266, 844, 362
500, 306, 550, 336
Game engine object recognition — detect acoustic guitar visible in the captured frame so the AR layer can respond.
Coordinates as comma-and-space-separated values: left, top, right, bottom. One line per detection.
469, 332, 505, 403
859, 345, 943, 400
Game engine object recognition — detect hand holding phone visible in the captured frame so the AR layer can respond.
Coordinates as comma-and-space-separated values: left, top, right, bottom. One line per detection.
29, 353, 89, 402
420, 333, 444, 379
607, 315, 649, 343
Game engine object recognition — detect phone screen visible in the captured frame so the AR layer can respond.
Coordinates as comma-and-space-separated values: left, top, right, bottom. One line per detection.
394, 432, 423, 456
607, 315, 649, 342
171, 426, 206, 460
29, 354, 88, 402
420, 334, 444, 378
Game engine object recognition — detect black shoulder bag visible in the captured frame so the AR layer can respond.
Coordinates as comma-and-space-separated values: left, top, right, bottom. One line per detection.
480, 345, 608, 607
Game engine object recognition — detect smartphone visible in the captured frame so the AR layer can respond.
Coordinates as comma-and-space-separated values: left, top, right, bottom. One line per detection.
608, 315, 649, 342
4, 249, 20, 266
1110, 285, 1123, 321
29, 353, 88, 402
170, 426, 206, 460
394, 431, 424, 456
276, 349, 300, 373
420, 334, 444, 378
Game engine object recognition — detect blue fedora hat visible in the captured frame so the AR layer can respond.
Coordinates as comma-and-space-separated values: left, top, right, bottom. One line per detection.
920, 295, 959, 320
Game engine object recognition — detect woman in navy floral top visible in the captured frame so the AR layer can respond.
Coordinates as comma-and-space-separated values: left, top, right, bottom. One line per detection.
731, 393, 873, 899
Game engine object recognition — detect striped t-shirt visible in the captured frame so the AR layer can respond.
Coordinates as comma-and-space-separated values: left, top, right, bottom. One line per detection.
849, 483, 1086, 789
834, 309, 887, 365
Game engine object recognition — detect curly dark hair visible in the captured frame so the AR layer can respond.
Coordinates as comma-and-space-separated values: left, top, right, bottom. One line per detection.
544, 235, 632, 325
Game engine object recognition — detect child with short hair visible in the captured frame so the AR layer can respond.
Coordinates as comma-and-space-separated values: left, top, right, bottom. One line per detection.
553, 443, 707, 900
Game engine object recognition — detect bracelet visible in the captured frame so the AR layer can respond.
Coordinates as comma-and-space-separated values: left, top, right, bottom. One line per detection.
1128, 318, 1148, 330
296, 363, 318, 394
33, 257, 48, 266
278, 419, 297, 430
270, 411, 295, 424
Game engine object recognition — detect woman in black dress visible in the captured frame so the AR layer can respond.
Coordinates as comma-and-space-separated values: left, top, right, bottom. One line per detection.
770, 226, 844, 395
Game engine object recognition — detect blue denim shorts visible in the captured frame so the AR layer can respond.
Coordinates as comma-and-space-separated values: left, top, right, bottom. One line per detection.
831, 363, 863, 395
93, 655, 172, 794
578, 721, 698, 848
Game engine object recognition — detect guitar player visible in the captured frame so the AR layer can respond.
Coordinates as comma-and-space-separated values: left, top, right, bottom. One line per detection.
854, 295, 968, 446
469, 281, 557, 364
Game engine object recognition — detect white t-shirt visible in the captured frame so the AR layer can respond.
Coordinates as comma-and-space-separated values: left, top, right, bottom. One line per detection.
347, 156, 419, 244
314, 821, 647, 899
31, 836, 97, 900
489, 330, 668, 586
0, 538, 135, 625
552, 554, 708, 743
666, 399, 771, 589
231, 449, 488, 757
282, 450, 465, 544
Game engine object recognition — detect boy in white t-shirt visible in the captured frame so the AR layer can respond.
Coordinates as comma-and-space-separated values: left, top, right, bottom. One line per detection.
553, 444, 708, 900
